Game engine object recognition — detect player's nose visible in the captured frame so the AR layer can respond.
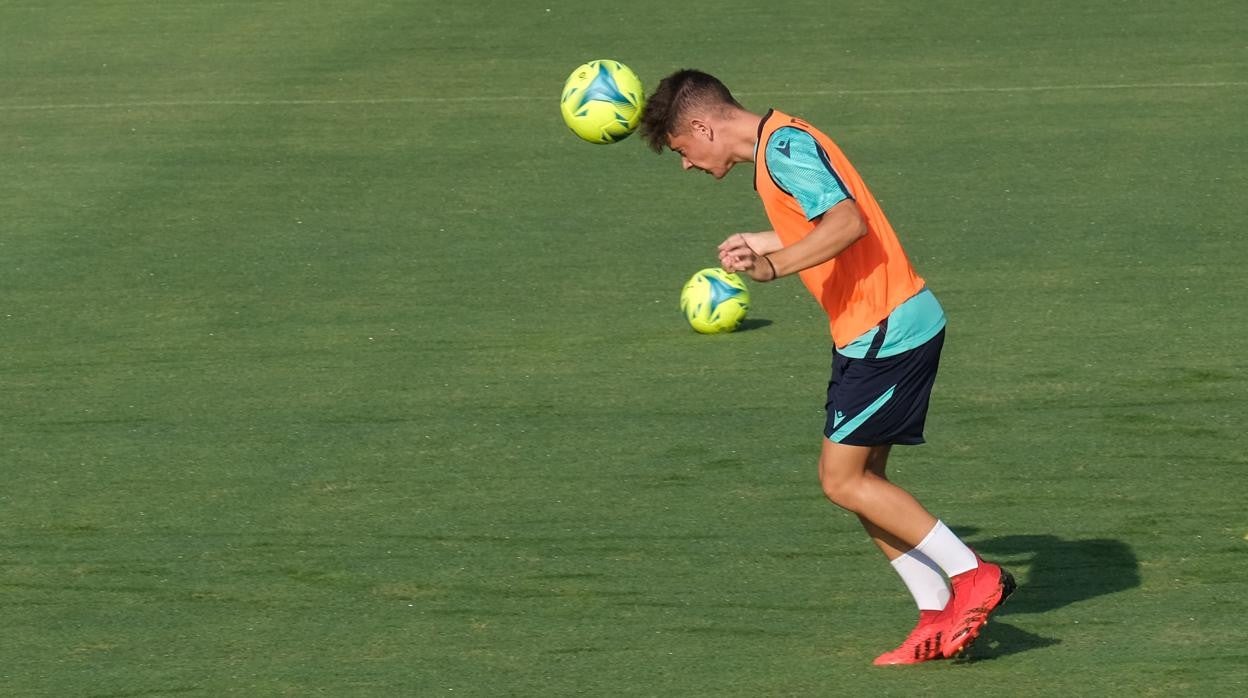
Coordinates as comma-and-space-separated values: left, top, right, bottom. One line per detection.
681, 156, 694, 171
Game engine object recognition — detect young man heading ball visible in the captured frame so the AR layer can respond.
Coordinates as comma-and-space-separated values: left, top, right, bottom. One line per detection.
640, 69, 1015, 665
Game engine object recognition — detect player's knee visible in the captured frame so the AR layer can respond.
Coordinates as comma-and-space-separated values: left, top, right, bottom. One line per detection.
818, 467, 863, 511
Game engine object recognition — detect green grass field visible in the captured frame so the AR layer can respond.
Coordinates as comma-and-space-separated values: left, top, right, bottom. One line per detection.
3, 1, 1247, 695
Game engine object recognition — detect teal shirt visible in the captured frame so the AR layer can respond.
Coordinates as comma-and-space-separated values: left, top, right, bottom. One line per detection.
838, 288, 946, 358
764, 126, 852, 220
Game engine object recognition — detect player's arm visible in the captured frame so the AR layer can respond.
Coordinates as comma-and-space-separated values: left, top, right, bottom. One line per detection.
737, 127, 866, 281
751, 200, 866, 281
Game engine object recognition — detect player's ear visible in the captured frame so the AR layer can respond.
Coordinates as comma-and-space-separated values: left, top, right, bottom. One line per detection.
689, 118, 713, 141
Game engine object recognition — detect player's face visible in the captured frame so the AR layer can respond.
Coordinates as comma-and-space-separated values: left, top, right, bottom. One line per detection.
668, 127, 732, 179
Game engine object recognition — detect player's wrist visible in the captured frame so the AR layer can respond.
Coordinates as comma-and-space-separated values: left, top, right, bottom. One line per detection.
756, 254, 778, 282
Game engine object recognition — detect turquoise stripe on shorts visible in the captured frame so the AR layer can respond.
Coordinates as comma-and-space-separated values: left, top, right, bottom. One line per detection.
829, 385, 897, 443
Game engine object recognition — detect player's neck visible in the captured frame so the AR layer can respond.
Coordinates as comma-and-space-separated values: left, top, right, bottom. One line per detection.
722, 108, 765, 164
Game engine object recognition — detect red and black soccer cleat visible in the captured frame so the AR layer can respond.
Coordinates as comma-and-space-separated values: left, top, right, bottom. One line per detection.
873, 609, 948, 666
940, 557, 1017, 658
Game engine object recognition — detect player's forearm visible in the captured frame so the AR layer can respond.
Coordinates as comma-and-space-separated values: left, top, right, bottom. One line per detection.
766, 201, 866, 278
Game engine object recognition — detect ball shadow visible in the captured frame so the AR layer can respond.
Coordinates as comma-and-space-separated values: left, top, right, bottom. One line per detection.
734, 318, 773, 332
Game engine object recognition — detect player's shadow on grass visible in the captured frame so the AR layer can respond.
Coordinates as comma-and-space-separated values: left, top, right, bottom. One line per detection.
735, 318, 773, 332
950, 530, 1140, 662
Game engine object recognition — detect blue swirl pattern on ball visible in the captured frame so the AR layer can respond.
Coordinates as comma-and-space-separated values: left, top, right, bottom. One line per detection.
705, 274, 744, 313
575, 63, 633, 114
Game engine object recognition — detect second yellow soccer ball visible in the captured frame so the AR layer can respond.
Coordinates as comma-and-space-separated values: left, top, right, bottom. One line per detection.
559, 60, 645, 144
680, 268, 750, 334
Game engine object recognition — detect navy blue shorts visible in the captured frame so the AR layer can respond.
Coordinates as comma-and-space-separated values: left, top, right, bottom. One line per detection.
824, 329, 944, 446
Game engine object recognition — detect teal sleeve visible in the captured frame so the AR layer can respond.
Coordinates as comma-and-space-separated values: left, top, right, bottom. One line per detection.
764, 127, 852, 220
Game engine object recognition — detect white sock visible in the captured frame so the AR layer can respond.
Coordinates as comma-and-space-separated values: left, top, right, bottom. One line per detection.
890, 550, 951, 611
914, 520, 979, 577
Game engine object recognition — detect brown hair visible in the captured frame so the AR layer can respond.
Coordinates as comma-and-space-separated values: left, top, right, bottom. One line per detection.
639, 69, 743, 153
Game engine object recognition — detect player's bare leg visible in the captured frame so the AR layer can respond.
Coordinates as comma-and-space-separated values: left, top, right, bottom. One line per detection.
845, 446, 953, 664
818, 440, 938, 546
856, 445, 913, 559
819, 442, 949, 664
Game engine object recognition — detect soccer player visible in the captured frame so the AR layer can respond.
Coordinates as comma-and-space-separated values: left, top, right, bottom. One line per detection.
639, 70, 1015, 665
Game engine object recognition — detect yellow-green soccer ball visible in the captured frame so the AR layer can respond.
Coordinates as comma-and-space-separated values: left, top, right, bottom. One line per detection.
680, 268, 750, 334
559, 60, 645, 144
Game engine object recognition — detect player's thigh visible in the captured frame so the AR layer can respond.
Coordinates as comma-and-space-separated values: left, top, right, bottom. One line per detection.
818, 442, 888, 491
866, 444, 892, 478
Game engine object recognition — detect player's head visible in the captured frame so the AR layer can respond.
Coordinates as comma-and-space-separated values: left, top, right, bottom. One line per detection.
640, 69, 748, 179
